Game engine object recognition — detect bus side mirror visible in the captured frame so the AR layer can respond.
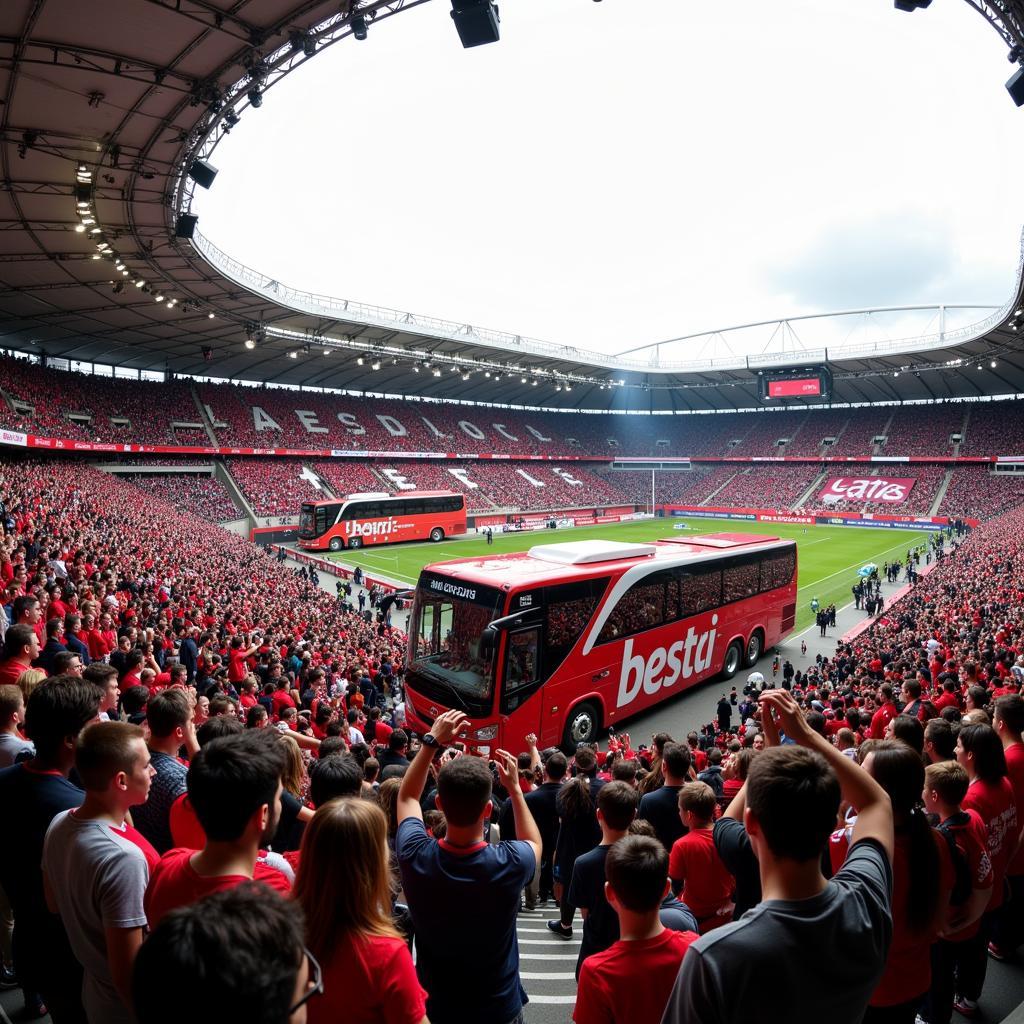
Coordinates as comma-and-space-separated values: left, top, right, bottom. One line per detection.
480, 626, 499, 658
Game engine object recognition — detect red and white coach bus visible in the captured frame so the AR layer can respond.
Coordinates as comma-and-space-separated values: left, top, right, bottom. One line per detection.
404, 534, 797, 753
298, 491, 466, 552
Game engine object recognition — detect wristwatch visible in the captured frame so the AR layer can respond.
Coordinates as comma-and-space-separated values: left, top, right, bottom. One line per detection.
422, 732, 443, 750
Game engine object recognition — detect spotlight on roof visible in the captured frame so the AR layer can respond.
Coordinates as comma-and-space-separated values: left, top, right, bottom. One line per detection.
450, 0, 500, 47
304, 35, 317, 57
1008, 65, 1024, 107
288, 351, 298, 359
991, 360, 998, 368
247, 88, 263, 108
371, 361, 381, 371
244, 338, 256, 350
224, 110, 240, 129
351, 13, 368, 39
188, 159, 218, 190
893, 0, 931, 9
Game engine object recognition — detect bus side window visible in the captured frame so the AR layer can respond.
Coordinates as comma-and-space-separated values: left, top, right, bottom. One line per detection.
679, 567, 722, 617
722, 557, 759, 603
597, 576, 667, 645
760, 549, 796, 592
545, 578, 609, 671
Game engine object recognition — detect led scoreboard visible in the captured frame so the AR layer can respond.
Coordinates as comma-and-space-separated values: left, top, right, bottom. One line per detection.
759, 366, 832, 402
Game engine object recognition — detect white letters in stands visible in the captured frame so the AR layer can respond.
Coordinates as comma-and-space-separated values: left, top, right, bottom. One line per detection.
376, 415, 407, 437
525, 425, 552, 442
252, 407, 282, 433
380, 468, 416, 491
458, 420, 486, 441
447, 468, 478, 489
516, 468, 545, 488
421, 417, 449, 440
553, 467, 583, 487
337, 413, 366, 436
295, 410, 327, 434
493, 424, 518, 442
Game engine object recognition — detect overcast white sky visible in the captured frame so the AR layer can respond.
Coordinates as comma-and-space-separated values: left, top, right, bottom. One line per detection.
194, 0, 1024, 359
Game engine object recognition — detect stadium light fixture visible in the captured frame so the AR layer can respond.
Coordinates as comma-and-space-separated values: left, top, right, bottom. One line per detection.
244, 339, 255, 350
356, 356, 364, 365
351, 13, 368, 40
134, 279, 145, 288
208, 312, 215, 319
74, 224, 85, 233
288, 351, 298, 359
991, 360, 997, 368
521, 376, 527, 384
247, 88, 263, 108
462, 373, 470, 381
371, 361, 381, 370
893, 0, 931, 10
433, 369, 442, 377
450, 0, 500, 48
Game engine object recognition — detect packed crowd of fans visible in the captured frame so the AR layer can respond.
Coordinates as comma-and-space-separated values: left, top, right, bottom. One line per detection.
591, 465, 737, 507
707, 464, 820, 509
224, 459, 324, 516
939, 465, 1024, 522
1, 445, 1024, 1024
123, 474, 240, 523
9, 357, 1024, 459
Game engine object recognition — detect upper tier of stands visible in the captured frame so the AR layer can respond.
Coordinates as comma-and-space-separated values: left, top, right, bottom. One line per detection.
4, 356, 1024, 457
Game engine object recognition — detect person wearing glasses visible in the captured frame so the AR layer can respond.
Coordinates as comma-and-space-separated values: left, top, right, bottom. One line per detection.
293, 797, 428, 1024
133, 883, 322, 1024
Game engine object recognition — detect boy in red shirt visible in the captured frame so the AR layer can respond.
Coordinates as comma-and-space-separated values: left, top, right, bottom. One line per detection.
668, 782, 735, 933
144, 728, 292, 927
574, 836, 698, 1024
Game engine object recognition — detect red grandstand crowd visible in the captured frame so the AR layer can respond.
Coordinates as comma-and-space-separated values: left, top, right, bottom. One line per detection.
6, 355, 1024, 460
0, 444, 1020, 1024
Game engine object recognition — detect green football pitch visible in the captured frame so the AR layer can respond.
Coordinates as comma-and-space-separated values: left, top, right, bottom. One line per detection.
324, 517, 933, 633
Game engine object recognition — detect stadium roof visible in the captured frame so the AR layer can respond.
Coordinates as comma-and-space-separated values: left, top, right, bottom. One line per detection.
2, 0, 1024, 413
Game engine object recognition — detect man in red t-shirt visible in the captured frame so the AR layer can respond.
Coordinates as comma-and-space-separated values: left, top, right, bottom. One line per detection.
669, 782, 735, 933
574, 835, 698, 1024
0, 624, 40, 687
869, 684, 899, 740
144, 728, 292, 927
991, 695, 1024, 959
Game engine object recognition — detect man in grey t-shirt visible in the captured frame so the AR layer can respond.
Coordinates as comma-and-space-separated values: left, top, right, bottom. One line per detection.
43, 722, 156, 1024
662, 690, 894, 1024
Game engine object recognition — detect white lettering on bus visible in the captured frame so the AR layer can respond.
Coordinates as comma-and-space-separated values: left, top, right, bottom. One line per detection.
252, 407, 282, 432
447, 468, 478, 489
493, 424, 518, 441
337, 412, 366, 436
344, 517, 397, 538
617, 614, 719, 708
295, 410, 327, 434
376, 415, 407, 437
516, 468, 545, 488
525, 425, 552, 442
381, 468, 416, 491
458, 420, 486, 440
428, 579, 478, 600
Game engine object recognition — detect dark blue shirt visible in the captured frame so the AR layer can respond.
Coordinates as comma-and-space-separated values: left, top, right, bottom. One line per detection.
396, 817, 535, 1024
638, 784, 687, 851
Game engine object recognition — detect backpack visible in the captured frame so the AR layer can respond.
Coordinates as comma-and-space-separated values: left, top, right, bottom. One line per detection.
698, 766, 725, 801
935, 814, 972, 906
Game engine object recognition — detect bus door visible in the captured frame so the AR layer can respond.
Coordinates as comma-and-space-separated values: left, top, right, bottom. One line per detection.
500, 626, 544, 743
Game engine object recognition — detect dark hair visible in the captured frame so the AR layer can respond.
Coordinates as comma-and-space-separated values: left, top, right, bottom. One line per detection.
132, 883, 304, 1024
121, 685, 149, 717
436, 755, 492, 826
557, 775, 594, 820
83, 663, 118, 686
147, 689, 191, 738
246, 705, 268, 728
51, 651, 81, 674
319, 736, 348, 758
388, 729, 408, 753
966, 686, 990, 713
545, 750, 568, 782
958, 724, 1007, 783
805, 711, 827, 737
11, 595, 38, 623
661, 743, 692, 779
890, 715, 924, 755
1, 624, 36, 660
597, 780, 638, 831
187, 730, 286, 842
309, 754, 363, 807
866, 740, 938, 931
995, 694, 1024, 737
208, 695, 234, 717
611, 758, 638, 785
574, 747, 597, 773
605, 836, 669, 913
196, 716, 243, 746
746, 747, 840, 861
24, 677, 102, 760
924, 718, 955, 760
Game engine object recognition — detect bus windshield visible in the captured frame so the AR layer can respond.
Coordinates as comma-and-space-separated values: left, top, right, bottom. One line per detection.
408, 572, 505, 707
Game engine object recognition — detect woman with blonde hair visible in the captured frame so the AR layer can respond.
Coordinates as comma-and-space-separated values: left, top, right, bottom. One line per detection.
293, 799, 427, 1024
15, 668, 45, 703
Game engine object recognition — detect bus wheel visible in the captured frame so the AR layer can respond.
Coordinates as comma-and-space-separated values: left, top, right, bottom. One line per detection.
563, 701, 600, 751
722, 640, 743, 680
348, 537, 362, 550
328, 537, 342, 552
429, 528, 445, 542
744, 629, 764, 667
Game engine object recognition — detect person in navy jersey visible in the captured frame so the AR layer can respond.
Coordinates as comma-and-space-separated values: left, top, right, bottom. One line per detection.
395, 709, 541, 1024
0, 677, 102, 1023
638, 743, 692, 851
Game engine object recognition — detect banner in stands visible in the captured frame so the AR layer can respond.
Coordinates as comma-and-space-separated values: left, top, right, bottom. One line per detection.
660, 504, 977, 530
0, 429, 26, 447
818, 477, 916, 504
